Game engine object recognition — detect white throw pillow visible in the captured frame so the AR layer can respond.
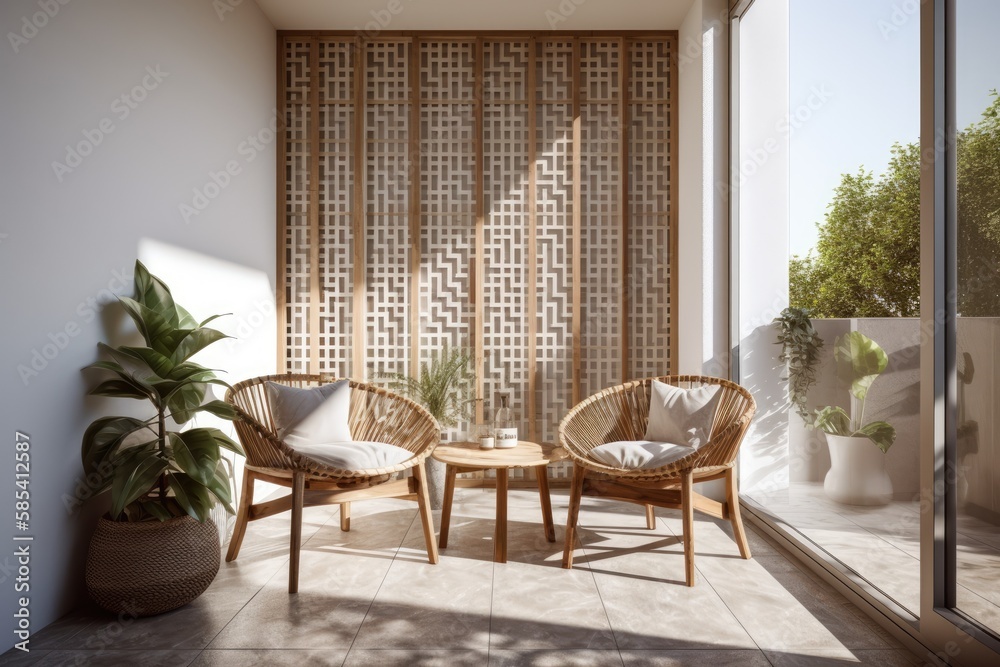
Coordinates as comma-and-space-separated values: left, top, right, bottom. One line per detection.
590, 440, 696, 470
290, 441, 413, 471
266, 380, 352, 447
643, 380, 722, 448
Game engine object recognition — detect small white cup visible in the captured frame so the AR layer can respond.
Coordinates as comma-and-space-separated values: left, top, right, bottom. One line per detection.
478, 436, 495, 450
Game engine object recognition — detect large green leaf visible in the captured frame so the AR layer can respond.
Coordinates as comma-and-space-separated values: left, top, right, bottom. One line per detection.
89, 378, 152, 401
150, 376, 232, 424
834, 331, 888, 401
118, 296, 174, 353
199, 313, 228, 328
173, 302, 200, 329
110, 446, 168, 520
81, 416, 147, 474
168, 431, 220, 485
167, 472, 214, 522
814, 406, 853, 436
855, 420, 897, 453
140, 500, 175, 522
196, 400, 238, 421
165, 382, 207, 425
167, 361, 218, 382
169, 327, 230, 365
116, 345, 175, 378
134, 260, 179, 328
203, 427, 244, 456
204, 462, 236, 514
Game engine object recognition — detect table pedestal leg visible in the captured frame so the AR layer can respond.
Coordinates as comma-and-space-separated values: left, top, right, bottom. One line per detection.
536, 464, 555, 542
495, 468, 508, 563
439, 464, 457, 549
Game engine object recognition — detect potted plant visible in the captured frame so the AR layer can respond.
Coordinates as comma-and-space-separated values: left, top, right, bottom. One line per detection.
774, 307, 824, 426
814, 331, 897, 506
81, 260, 243, 616
382, 344, 476, 509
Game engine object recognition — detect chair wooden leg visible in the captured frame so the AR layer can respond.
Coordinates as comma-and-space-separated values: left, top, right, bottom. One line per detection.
289, 471, 305, 594
645, 504, 656, 530
726, 467, 752, 559
226, 469, 255, 563
414, 461, 439, 564
562, 463, 586, 569
340, 501, 351, 532
681, 469, 695, 586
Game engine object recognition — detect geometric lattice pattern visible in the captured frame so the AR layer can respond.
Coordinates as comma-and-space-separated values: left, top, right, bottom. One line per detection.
280, 35, 676, 454
628, 41, 673, 380
283, 39, 312, 375
365, 42, 411, 381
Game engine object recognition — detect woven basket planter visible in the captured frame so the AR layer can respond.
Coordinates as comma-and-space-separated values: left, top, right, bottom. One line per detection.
85, 516, 220, 617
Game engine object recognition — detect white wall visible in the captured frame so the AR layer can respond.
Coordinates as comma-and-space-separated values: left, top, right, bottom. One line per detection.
0, 0, 276, 650
732, 0, 790, 496
678, 0, 730, 380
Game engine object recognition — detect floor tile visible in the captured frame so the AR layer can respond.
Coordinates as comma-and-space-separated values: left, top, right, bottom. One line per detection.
588, 558, 756, 649
34, 649, 199, 666
351, 556, 494, 649
490, 562, 616, 649
619, 649, 770, 666
489, 649, 624, 666
190, 649, 348, 666
343, 649, 489, 666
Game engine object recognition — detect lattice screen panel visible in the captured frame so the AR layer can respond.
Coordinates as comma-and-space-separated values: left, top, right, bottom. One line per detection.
279, 33, 677, 458
365, 42, 412, 380
282, 39, 312, 374
628, 40, 673, 380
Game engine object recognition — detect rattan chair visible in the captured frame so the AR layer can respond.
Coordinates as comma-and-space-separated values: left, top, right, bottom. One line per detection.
560, 375, 756, 586
225, 374, 440, 593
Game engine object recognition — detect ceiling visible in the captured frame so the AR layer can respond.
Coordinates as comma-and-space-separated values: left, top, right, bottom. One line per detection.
253, 0, 697, 31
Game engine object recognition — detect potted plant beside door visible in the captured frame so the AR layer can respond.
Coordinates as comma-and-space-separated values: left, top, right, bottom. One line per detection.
814, 331, 897, 506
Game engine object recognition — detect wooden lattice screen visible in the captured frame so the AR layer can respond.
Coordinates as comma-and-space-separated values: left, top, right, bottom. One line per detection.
278, 32, 678, 457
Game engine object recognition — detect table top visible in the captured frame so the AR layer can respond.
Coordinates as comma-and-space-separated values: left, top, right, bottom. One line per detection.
432, 441, 568, 469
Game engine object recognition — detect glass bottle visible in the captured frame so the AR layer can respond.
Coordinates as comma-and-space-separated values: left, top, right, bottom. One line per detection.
494, 393, 518, 449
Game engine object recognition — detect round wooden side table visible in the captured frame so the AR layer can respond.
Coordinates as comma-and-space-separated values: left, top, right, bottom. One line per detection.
432, 441, 568, 563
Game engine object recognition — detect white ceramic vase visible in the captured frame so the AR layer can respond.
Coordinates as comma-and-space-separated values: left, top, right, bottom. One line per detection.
824, 434, 893, 506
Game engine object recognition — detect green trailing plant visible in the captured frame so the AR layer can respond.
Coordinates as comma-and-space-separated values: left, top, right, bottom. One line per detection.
774, 307, 824, 426
814, 331, 897, 453
382, 345, 475, 428
82, 261, 243, 522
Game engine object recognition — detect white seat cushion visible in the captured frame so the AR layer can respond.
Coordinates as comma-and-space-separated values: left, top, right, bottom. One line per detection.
290, 441, 414, 471
589, 440, 696, 470
266, 380, 352, 447
643, 380, 722, 448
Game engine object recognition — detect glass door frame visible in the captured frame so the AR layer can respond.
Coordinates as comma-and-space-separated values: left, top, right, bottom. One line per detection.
728, 0, 1000, 662
922, 0, 1000, 657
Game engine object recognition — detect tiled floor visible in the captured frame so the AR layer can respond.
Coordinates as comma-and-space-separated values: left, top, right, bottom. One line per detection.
746, 482, 1000, 632
4, 488, 929, 666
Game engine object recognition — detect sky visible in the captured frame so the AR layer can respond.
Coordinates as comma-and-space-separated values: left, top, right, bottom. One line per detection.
788, 0, 1000, 257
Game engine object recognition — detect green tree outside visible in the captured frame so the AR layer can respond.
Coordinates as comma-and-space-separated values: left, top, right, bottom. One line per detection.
791, 92, 1000, 317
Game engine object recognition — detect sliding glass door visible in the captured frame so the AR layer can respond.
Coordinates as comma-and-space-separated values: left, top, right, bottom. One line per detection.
733, 0, 1000, 660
